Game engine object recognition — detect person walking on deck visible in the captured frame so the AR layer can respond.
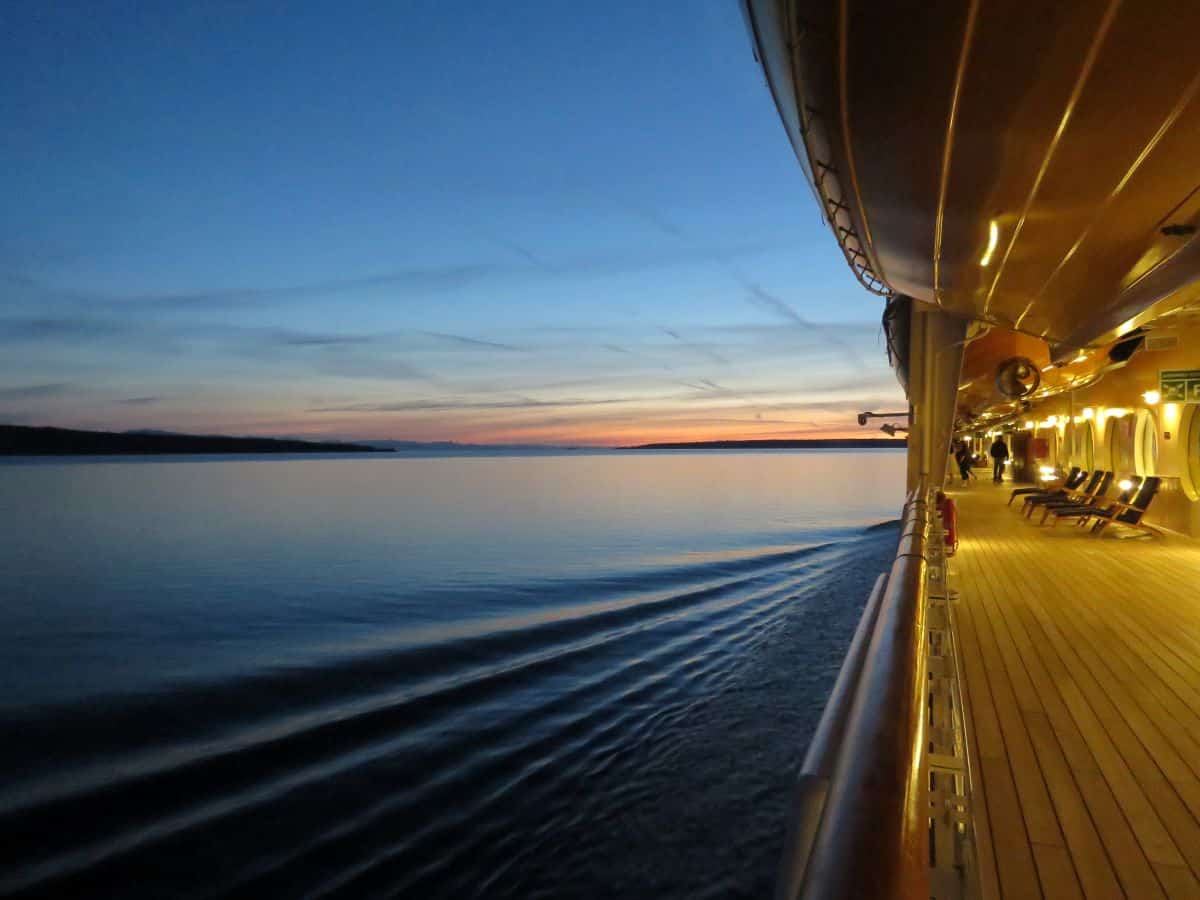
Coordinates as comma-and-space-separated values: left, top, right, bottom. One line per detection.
955, 442, 972, 484
989, 437, 1009, 483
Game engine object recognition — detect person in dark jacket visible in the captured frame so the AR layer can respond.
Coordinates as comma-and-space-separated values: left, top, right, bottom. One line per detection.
989, 437, 1009, 483
954, 442, 972, 483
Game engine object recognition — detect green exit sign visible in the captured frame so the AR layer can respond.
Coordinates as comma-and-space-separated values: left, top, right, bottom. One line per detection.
1160, 369, 1200, 402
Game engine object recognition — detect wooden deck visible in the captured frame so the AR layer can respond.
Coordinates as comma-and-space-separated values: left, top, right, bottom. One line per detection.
949, 481, 1200, 900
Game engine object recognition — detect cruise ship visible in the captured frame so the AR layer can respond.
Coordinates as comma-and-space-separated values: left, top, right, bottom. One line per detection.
744, 2, 1200, 897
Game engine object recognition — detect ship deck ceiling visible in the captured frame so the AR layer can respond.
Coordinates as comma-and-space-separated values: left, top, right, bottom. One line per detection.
950, 481, 1200, 899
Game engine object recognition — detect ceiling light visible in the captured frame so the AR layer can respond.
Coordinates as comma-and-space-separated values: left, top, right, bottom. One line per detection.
980, 220, 999, 267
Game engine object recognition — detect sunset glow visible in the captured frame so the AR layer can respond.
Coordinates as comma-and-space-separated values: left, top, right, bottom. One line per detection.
1, 3, 904, 444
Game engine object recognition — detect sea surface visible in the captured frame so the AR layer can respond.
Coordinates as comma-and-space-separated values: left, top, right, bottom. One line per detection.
0, 449, 905, 898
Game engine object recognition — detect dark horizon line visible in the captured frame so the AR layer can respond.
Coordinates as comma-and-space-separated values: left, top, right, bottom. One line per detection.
0, 422, 907, 456
624, 438, 907, 450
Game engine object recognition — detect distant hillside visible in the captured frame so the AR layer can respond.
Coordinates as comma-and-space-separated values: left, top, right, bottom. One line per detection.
0, 425, 390, 456
627, 438, 907, 450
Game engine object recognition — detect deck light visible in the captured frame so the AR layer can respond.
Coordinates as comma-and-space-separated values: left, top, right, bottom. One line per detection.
1118, 479, 1133, 491
1039, 465, 1055, 475
980, 220, 999, 266
1082, 407, 1095, 419
1142, 390, 1161, 404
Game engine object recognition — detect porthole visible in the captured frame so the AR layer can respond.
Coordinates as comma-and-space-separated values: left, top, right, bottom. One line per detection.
1107, 415, 1135, 475
1135, 410, 1159, 476
1185, 406, 1200, 501
1076, 421, 1095, 471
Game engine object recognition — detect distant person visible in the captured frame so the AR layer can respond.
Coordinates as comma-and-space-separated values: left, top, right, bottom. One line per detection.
954, 442, 972, 484
989, 437, 1009, 483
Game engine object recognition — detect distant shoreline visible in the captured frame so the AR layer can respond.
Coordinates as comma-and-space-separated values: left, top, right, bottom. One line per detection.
626, 438, 907, 450
0, 424, 908, 457
0, 425, 389, 456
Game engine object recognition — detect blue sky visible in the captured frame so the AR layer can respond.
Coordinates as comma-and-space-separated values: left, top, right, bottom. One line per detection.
1, 1, 903, 444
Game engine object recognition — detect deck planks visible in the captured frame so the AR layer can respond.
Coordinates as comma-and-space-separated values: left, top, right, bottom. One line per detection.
949, 482, 1200, 898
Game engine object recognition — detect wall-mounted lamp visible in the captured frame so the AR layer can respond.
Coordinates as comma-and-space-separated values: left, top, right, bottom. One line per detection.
857, 410, 908, 426
1081, 407, 1095, 420
1118, 479, 1134, 492
1142, 390, 1161, 405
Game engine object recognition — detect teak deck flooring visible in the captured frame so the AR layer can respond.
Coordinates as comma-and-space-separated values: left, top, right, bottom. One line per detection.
949, 481, 1200, 900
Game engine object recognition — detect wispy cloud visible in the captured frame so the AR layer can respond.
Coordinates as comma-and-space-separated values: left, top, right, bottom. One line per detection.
308, 395, 654, 413
0, 382, 70, 398
0, 317, 132, 341
661, 328, 730, 366
743, 281, 867, 368
119, 396, 161, 405
7, 266, 500, 311
271, 332, 373, 347
420, 331, 524, 352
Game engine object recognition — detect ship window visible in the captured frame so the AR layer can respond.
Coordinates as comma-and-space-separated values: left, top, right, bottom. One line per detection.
1076, 421, 1095, 470
1135, 410, 1159, 475
1107, 415, 1135, 475
1187, 406, 1200, 501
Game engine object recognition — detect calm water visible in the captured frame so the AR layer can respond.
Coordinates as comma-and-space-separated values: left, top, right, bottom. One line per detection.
0, 450, 904, 898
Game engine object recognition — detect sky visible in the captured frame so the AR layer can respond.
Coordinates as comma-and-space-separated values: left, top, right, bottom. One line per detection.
1, 1, 905, 446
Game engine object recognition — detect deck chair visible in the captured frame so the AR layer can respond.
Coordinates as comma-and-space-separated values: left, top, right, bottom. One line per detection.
1038, 471, 1118, 524
1023, 470, 1108, 519
1047, 476, 1140, 528
1088, 477, 1162, 536
1009, 466, 1084, 507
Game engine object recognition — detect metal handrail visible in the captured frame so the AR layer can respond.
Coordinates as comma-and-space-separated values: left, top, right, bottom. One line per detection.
774, 570, 889, 899
776, 489, 933, 899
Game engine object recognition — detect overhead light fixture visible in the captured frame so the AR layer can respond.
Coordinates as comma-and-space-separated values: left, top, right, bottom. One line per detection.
980, 219, 999, 267
1024, 420, 1035, 429
1082, 407, 1095, 420
1142, 389, 1161, 404
1118, 479, 1133, 491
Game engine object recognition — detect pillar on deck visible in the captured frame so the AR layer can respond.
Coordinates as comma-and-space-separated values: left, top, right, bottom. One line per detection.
905, 303, 969, 493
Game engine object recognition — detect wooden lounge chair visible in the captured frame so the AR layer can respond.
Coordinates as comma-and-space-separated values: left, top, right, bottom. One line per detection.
1023, 470, 1109, 519
1009, 466, 1084, 507
1046, 476, 1141, 528
1086, 477, 1162, 536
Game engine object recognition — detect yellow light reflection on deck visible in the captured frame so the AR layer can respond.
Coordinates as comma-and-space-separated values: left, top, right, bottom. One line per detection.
980, 220, 999, 267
